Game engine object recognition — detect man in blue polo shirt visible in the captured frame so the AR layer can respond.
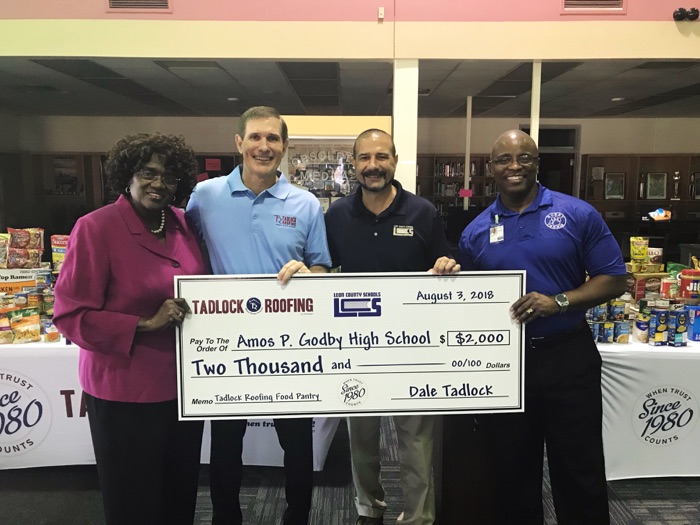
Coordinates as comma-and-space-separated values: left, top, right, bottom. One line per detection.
325, 128, 460, 525
186, 106, 331, 525
457, 130, 626, 524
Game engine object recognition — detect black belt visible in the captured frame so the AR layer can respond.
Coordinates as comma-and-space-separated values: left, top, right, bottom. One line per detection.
528, 322, 588, 350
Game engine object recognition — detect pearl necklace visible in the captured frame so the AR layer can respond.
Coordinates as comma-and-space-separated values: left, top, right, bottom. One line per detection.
150, 209, 166, 234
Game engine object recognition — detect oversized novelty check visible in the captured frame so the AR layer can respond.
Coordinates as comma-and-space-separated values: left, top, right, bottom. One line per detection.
175, 272, 525, 420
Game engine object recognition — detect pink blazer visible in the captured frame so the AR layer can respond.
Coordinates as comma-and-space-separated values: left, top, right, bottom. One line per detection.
53, 195, 208, 402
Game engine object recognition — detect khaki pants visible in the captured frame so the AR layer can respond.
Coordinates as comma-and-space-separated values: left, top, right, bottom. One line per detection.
348, 415, 435, 525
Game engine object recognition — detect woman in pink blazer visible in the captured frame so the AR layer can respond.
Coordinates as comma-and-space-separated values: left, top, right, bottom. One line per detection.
54, 133, 208, 525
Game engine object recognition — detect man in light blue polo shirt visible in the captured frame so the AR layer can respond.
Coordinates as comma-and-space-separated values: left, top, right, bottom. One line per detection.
187, 106, 331, 525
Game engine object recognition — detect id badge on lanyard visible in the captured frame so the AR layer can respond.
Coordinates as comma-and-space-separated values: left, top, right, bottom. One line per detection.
489, 214, 504, 244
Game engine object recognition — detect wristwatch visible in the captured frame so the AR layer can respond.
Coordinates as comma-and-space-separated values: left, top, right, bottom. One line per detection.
554, 293, 569, 313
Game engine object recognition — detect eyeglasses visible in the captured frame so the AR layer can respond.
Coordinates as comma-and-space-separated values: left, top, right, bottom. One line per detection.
490, 154, 539, 167
136, 169, 180, 186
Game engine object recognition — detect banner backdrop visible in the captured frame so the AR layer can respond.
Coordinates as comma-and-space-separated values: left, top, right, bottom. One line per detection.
0, 344, 337, 471
601, 344, 700, 480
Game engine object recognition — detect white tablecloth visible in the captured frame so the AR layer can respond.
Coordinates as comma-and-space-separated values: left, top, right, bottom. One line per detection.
0, 342, 338, 470
4, 340, 699, 480
600, 342, 700, 480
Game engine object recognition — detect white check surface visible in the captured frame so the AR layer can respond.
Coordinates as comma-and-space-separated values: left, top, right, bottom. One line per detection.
175, 272, 525, 419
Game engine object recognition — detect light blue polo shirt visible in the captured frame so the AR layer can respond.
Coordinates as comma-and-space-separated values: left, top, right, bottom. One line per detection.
186, 166, 331, 275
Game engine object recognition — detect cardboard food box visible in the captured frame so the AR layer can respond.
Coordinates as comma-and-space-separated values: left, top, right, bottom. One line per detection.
0, 269, 38, 295
626, 272, 670, 302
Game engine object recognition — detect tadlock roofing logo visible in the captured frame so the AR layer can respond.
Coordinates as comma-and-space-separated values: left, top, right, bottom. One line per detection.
633, 385, 698, 446
0, 370, 52, 457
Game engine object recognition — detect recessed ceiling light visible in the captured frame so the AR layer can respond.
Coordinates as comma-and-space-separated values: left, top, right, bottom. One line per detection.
227, 97, 239, 102
611, 97, 626, 102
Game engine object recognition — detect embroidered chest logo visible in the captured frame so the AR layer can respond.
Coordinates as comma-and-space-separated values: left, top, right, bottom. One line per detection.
544, 212, 566, 230
393, 225, 414, 237
274, 215, 297, 228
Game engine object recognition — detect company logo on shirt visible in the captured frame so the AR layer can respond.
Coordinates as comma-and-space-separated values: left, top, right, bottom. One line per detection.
393, 225, 414, 237
275, 215, 297, 228
632, 385, 698, 446
0, 369, 52, 457
544, 212, 566, 230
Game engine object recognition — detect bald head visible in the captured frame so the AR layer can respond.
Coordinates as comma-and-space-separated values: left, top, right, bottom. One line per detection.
353, 129, 396, 158
491, 130, 538, 159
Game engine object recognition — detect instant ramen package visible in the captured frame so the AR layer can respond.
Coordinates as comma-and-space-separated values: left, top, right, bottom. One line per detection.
7, 248, 42, 269
8, 227, 44, 250
0, 234, 8, 269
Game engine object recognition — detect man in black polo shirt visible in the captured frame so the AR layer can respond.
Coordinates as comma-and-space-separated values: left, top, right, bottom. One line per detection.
324, 128, 459, 525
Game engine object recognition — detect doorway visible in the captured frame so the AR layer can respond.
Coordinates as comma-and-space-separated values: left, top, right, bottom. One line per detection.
521, 126, 580, 197
538, 152, 575, 195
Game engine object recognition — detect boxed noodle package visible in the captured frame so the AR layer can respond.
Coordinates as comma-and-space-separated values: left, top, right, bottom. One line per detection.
51, 235, 69, 273
0, 269, 38, 294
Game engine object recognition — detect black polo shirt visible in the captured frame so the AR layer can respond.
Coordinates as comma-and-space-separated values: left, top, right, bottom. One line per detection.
324, 180, 451, 272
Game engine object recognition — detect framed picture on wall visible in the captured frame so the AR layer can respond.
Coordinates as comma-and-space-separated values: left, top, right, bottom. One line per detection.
604, 172, 625, 199
646, 172, 667, 200
693, 173, 700, 200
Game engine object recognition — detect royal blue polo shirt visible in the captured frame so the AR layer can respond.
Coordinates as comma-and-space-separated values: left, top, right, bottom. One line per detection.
458, 183, 625, 337
186, 166, 331, 274
324, 180, 451, 272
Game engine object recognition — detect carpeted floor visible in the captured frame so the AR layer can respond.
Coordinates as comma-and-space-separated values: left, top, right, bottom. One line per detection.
1, 418, 699, 525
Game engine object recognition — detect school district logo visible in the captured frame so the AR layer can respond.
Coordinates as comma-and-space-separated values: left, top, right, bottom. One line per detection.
334, 296, 382, 317
632, 385, 698, 446
0, 370, 52, 457
544, 212, 566, 230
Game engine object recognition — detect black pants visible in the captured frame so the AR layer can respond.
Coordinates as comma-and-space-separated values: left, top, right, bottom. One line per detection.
85, 394, 204, 525
209, 418, 313, 525
442, 325, 610, 525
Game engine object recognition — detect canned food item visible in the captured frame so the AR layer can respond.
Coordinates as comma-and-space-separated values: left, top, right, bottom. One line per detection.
42, 319, 60, 343
613, 321, 631, 344
13, 292, 28, 308
633, 311, 650, 343
608, 300, 626, 321
589, 321, 602, 342
591, 304, 608, 322
648, 308, 668, 346
34, 269, 52, 286
668, 309, 688, 347
638, 298, 651, 315
601, 322, 614, 343
27, 291, 43, 311
687, 305, 700, 341
42, 290, 54, 316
